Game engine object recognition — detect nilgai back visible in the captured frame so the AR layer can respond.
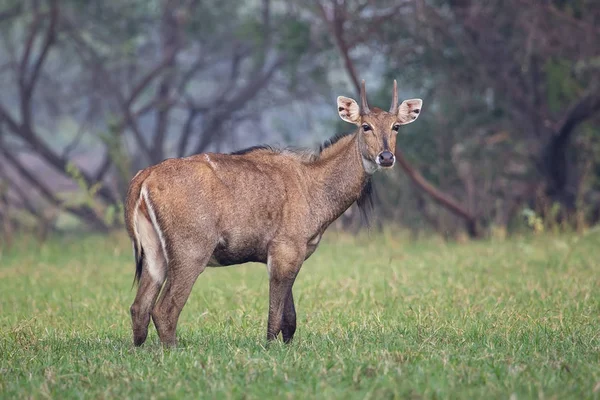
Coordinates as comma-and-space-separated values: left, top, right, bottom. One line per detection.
125, 80, 423, 346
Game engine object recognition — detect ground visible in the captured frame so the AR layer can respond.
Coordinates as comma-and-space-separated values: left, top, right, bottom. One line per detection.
1, 230, 599, 399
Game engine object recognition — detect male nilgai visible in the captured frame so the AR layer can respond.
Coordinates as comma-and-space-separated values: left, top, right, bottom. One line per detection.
125, 80, 423, 346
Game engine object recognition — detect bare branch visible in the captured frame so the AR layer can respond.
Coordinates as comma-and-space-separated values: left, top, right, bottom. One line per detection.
316, 1, 360, 93
395, 148, 479, 236
0, 163, 43, 220
0, 147, 108, 231
25, 0, 58, 106
177, 108, 199, 157
93, 151, 113, 183
18, 14, 42, 93
62, 125, 87, 158
124, 50, 178, 110
228, 57, 285, 111
61, 15, 174, 159
150, 0, 184, 162
555, 87, 600, 140
16, 1, 58, 128
0, 104, 22, 134
419, 2, 536, 123
0, 3, 22, 23
516, 0, 600, 36
0, 102, 119, 206
322, 0, 480, 236
192, 57, 285, 154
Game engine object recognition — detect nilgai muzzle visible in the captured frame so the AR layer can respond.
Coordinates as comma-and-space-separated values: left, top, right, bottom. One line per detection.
125, 80, 423, 346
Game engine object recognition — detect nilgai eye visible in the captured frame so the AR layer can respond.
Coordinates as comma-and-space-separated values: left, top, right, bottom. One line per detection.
362, 124, 371, 131
338, 107, 344, 111
392, 125, 400, 132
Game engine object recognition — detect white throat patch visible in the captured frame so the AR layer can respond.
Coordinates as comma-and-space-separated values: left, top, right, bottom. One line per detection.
362, 156, 380, 175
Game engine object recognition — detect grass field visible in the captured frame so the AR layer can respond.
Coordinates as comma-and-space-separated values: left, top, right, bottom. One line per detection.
1, 231, 599, 399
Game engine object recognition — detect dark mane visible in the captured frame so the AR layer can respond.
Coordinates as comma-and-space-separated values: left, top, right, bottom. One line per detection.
230, 145, 277, 155
317, 131, 355, 154
230, 131, 356, 158
356, 178, 374, 225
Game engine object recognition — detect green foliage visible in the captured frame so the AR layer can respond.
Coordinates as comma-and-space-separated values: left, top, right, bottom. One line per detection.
63, 162, 123, 228
188, 0, 241, 38
277, 19, 311, 68
3, 0, 600, 237
101, 118, 131, 192
104, 202, 124, 227
1, 233, 600, 398
552, 0, 589, 18
63, 0, 158, 59
64, 162, 102, 210
544, 59, 581, 113
522, 208, 545, 234
233, 16, 264, 47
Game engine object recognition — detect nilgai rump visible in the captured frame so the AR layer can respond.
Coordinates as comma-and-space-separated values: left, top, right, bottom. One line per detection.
125, 80, 423, 346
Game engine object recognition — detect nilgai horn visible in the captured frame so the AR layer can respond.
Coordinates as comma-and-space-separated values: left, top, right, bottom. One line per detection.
125, 80, 423, 346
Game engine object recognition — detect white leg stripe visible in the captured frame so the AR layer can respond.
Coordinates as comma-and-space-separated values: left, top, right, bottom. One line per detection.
141, 185, 170, 264
132, 195, 143, 256
135, 214, 166, 283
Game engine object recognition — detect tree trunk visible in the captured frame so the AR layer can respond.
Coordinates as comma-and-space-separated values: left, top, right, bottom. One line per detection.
542, 129, 576, 211
541, 89, 600, 214
395, 148, 481, 238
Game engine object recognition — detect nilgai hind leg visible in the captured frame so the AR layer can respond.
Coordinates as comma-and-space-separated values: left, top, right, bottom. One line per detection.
130, 216, 167, 346
130, 265, 165, 346
151, 250, 214, 347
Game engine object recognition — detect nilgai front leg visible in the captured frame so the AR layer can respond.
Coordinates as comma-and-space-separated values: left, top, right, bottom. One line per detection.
281, 290, 296, 343
266, 242, 304, 342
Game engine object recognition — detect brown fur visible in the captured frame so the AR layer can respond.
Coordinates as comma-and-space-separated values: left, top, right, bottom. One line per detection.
125, 81, 423, 346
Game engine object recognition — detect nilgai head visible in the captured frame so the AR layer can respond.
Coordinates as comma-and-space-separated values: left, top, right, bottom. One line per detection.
337, 80, 422, 169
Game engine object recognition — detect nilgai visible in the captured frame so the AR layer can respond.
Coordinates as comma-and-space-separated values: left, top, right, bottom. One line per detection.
125, 80, 423, 346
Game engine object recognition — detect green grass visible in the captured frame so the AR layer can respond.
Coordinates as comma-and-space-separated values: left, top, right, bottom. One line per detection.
1, 231, 600, 399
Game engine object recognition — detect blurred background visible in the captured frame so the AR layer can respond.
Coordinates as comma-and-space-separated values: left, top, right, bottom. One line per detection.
0, 0, 599, 243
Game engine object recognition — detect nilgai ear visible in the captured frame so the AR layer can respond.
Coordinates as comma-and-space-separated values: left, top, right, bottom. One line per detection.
337, 96, 361, 125
397, 99, 423, 125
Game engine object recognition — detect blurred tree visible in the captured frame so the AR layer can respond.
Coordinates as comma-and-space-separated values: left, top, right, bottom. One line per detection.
0, 0, 113, 230
312, 0, 480, 236
363, 0, 600, 233
1, 0, 599, 236
425, 0, 600, 213
0, 0, 324, 231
